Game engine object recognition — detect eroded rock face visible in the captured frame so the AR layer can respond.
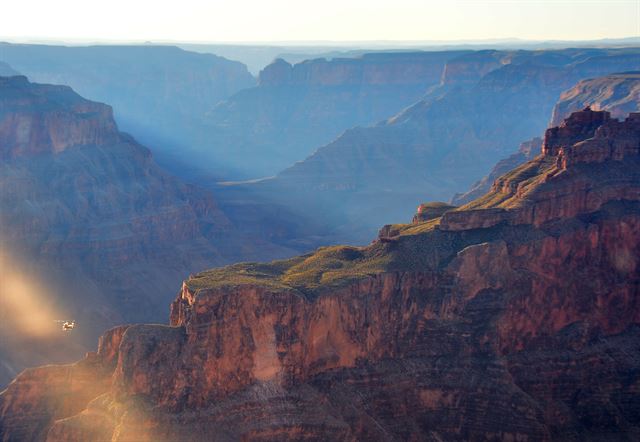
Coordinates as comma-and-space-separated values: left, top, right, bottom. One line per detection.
2, 110, 640, 441
460, 71, 640, 208
412, 202, 457, 223
0, 75, 293, 389
202, 51, 464, 177
551, 72, 640, 126
442, 108, 640, 231
0, 326, 128, 442
542, 106, 611, 156
0, 76, 119, 159
440, 49, 508, 85
0, 43, 256, 181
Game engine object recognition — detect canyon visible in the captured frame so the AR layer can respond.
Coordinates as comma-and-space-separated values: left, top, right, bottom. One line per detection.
2, 107, 639, 441
6, 45, 640, 248
551, 72, 640, 125
201, 51, 466, 177
230, 48, 640, 243
0, 75, 293, 387
0, 43, 255, 180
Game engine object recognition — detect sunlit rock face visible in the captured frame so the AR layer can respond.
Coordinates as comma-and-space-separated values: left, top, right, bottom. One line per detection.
3, 108, 640, 441
551, 72, 640, 126
455, 71, 640, 207
0, 76, 119, 158
0, 76, 293, 388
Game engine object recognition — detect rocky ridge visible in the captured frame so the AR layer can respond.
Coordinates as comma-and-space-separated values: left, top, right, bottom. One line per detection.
551, 72, 640, 126
451, 137, 541, 205
0, 76, 119, 158
2, 108, 640, 441
456, 71, 640, 207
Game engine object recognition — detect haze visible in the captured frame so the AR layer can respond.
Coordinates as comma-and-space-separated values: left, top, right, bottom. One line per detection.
1, 0, 638, 43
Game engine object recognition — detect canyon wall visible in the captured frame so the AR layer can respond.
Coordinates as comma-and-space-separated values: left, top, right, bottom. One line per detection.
0, 75, 293, 387
0, 43, 256, 180
244, 48, 640, 244
201, 51, 464, 178
2, 109, 640, 441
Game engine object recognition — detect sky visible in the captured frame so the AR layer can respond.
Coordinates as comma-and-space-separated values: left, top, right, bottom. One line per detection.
1, 0, 639, 44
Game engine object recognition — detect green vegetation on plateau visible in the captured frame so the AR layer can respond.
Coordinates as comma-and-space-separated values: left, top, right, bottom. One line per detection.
186, 154, 564, 298
185, 215, 510, 299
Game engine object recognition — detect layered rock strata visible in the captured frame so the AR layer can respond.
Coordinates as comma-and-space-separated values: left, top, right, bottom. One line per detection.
0, 76, 292, 388
551, 72, 640, 126
457, 71, 640, 208
2, 109, 640, 441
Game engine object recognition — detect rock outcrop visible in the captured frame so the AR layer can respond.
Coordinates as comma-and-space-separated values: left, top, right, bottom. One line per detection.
456, 71, 640, 207
542, 106, 611, 156
0, 76, 292, 388
412, 202, 457, 223
443, 107, 640, 231
3, 108, 640, 441
0, 76, 119, 158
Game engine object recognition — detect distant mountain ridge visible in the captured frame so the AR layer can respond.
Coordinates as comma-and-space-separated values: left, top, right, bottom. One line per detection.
199, 51, 467, 177
175, 37, 640, 74
551, 72, 640, 125
236, 48, 640, 243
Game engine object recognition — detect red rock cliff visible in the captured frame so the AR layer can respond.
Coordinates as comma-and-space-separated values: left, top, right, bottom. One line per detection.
441, 107, 640, 231
2, 109, 640, 441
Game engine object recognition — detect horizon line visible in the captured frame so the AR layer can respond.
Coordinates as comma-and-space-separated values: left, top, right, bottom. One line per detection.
2, 36, 640, 47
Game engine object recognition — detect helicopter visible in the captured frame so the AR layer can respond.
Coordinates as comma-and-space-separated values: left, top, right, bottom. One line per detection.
54, 320, 76, 331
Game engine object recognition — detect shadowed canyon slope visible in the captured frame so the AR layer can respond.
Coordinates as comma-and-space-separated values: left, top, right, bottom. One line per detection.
0, 43, 255, 179
451, 137, 541, 205
200, 51, 467, 177
2, 107, 640, 441
234, 48, 640, 243
0, 76, 293, 387
0, 44, 464, 181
